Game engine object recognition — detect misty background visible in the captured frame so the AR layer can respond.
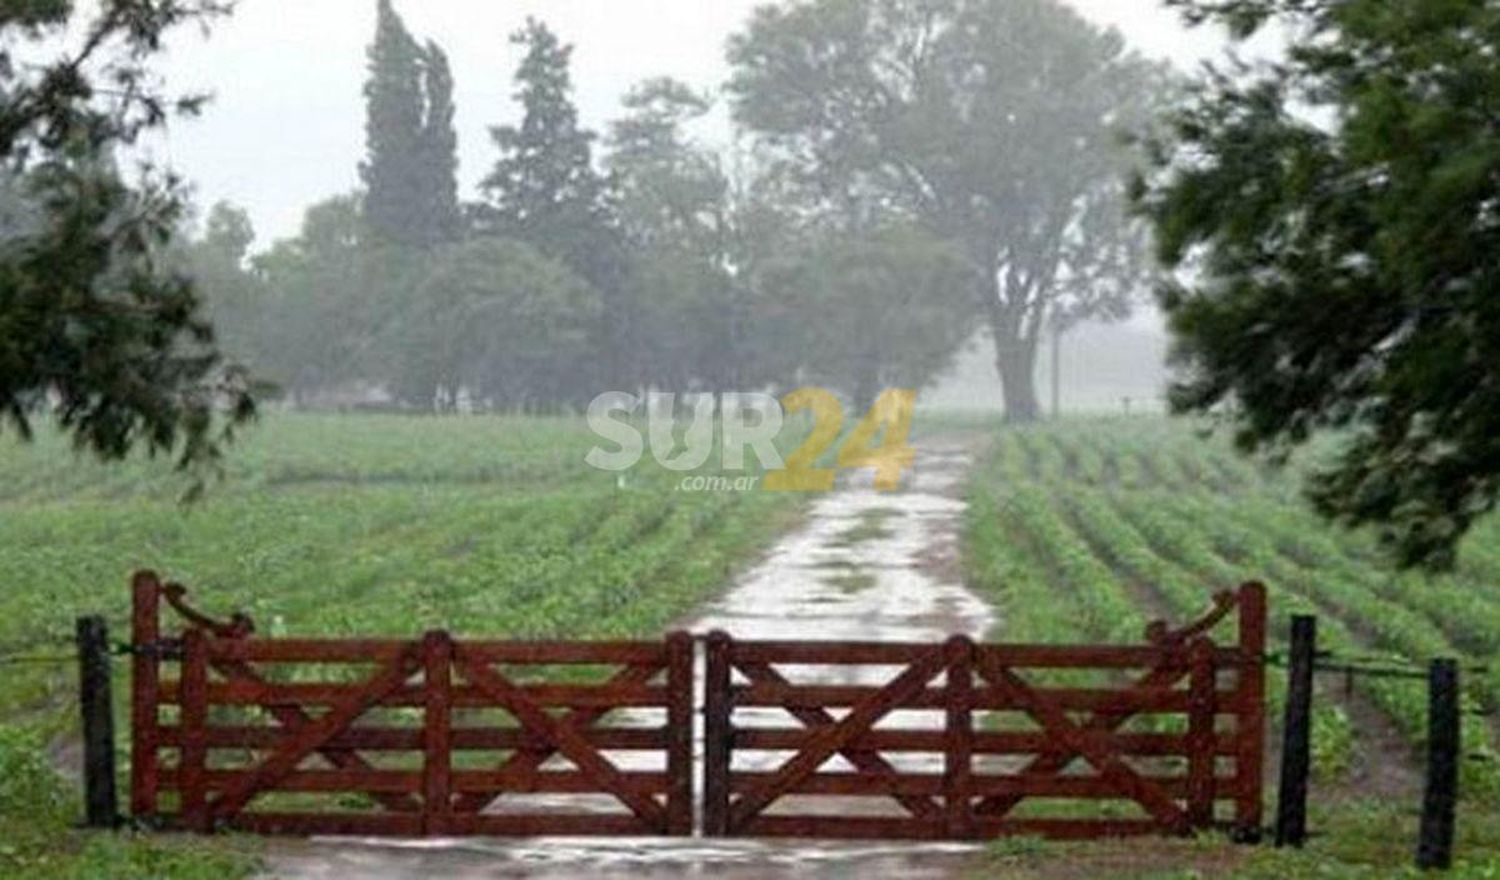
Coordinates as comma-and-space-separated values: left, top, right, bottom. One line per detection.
157, 1, 1230, 242
146, 0, 1259, 416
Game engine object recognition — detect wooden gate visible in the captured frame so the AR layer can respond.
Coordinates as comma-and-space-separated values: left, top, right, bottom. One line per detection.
701, 583, 1266, 840
127, 572, 1264, 841
129, 572, 694, 837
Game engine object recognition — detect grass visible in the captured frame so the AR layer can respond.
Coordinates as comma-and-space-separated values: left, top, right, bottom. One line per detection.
0, 725, 260, 879
971, 803, 1500, 878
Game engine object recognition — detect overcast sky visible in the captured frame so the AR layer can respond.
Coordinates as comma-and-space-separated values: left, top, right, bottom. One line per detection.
154, 0, 1236, 246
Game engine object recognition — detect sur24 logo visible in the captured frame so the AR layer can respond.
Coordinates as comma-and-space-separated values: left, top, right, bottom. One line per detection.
586, 389, 917, 491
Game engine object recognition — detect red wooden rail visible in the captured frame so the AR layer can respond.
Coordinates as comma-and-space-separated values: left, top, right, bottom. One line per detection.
129, 572, 1265, 841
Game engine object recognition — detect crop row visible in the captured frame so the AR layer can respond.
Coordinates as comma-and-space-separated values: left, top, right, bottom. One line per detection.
1136, 491, 1500, 798
974, 423, 1500, 797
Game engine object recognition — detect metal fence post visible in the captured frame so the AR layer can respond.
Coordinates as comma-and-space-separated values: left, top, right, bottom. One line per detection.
1275, 615, 1317, 848
1417, 658, 1460, 871
76, 615, 119, 829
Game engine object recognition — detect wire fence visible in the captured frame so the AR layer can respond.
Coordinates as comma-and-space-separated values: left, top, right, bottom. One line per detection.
0, 642, 137, 667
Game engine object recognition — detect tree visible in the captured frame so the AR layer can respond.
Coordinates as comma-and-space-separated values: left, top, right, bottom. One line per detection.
770, 223, 974, 411
0, 0, 254, 476
253, 195, 402, 404
361, 0, 425, 245
361, 0, 460, 249
482, 18, 626, 396
609, 79, 724, 254
398, 237, 601, 412
185, 202, 265, 368
1135, 0, 1500, 570
419, 42, 462, 244
481, 19, 608, 241
727, 0, 1162, 421
607, 79, 740, 391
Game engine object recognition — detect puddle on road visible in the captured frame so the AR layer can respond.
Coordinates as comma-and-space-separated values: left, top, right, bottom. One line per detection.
258, 438, 996, 880
689, 438, 992, 643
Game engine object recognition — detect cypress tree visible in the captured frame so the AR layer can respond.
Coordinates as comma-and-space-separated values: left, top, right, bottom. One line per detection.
360, 0, 426, 247
420, 41, 462, 244
361, 0, 459, 249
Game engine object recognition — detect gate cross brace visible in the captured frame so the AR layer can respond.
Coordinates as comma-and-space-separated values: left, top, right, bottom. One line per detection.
207, 646, 421, 822
974, 659, 1189, 817
208, 655, 422, 814
450, 660, 665, 814
454, 647, 668, 830
976, 655, 1191, 833
728, 647, 949, 830
735, 659, 943, 820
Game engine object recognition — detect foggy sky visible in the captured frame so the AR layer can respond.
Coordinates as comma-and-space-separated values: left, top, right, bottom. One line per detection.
155, 0, 1234, 246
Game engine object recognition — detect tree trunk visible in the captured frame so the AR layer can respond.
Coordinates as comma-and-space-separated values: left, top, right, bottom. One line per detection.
980, 260, 1046, 423
996, 340, 1042, 423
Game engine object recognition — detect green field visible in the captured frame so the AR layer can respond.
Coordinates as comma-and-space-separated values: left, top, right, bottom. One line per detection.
0, 414, 804, 878
4, 414, 1500, 877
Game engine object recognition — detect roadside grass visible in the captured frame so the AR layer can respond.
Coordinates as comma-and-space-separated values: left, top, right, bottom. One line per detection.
971, 804, 1500, 879
0, 726, 259, 879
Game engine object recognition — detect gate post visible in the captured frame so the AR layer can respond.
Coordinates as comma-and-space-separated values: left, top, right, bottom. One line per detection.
1186, 638, 1218, 829
702, 631, 732, 836
665, 631, 694, 836
1416, 658, 1460, 871
944, 635, 975, 839
1234, 582, 1267, 841
179, 628, 210, 833
76, 615, 120, 829
422, 631, 453, 837
1275, 614, 1317, 848
129, 571, 163, 824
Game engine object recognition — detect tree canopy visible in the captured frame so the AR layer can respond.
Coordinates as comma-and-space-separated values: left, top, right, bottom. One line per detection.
478, 19, 628, 400
0, 0, 254, 477
166, 2, 1178, 425
1136, 0, 1500, 569
767, 223, 975, 411
403, 237, 600, 412
727, 0, 1163, 421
